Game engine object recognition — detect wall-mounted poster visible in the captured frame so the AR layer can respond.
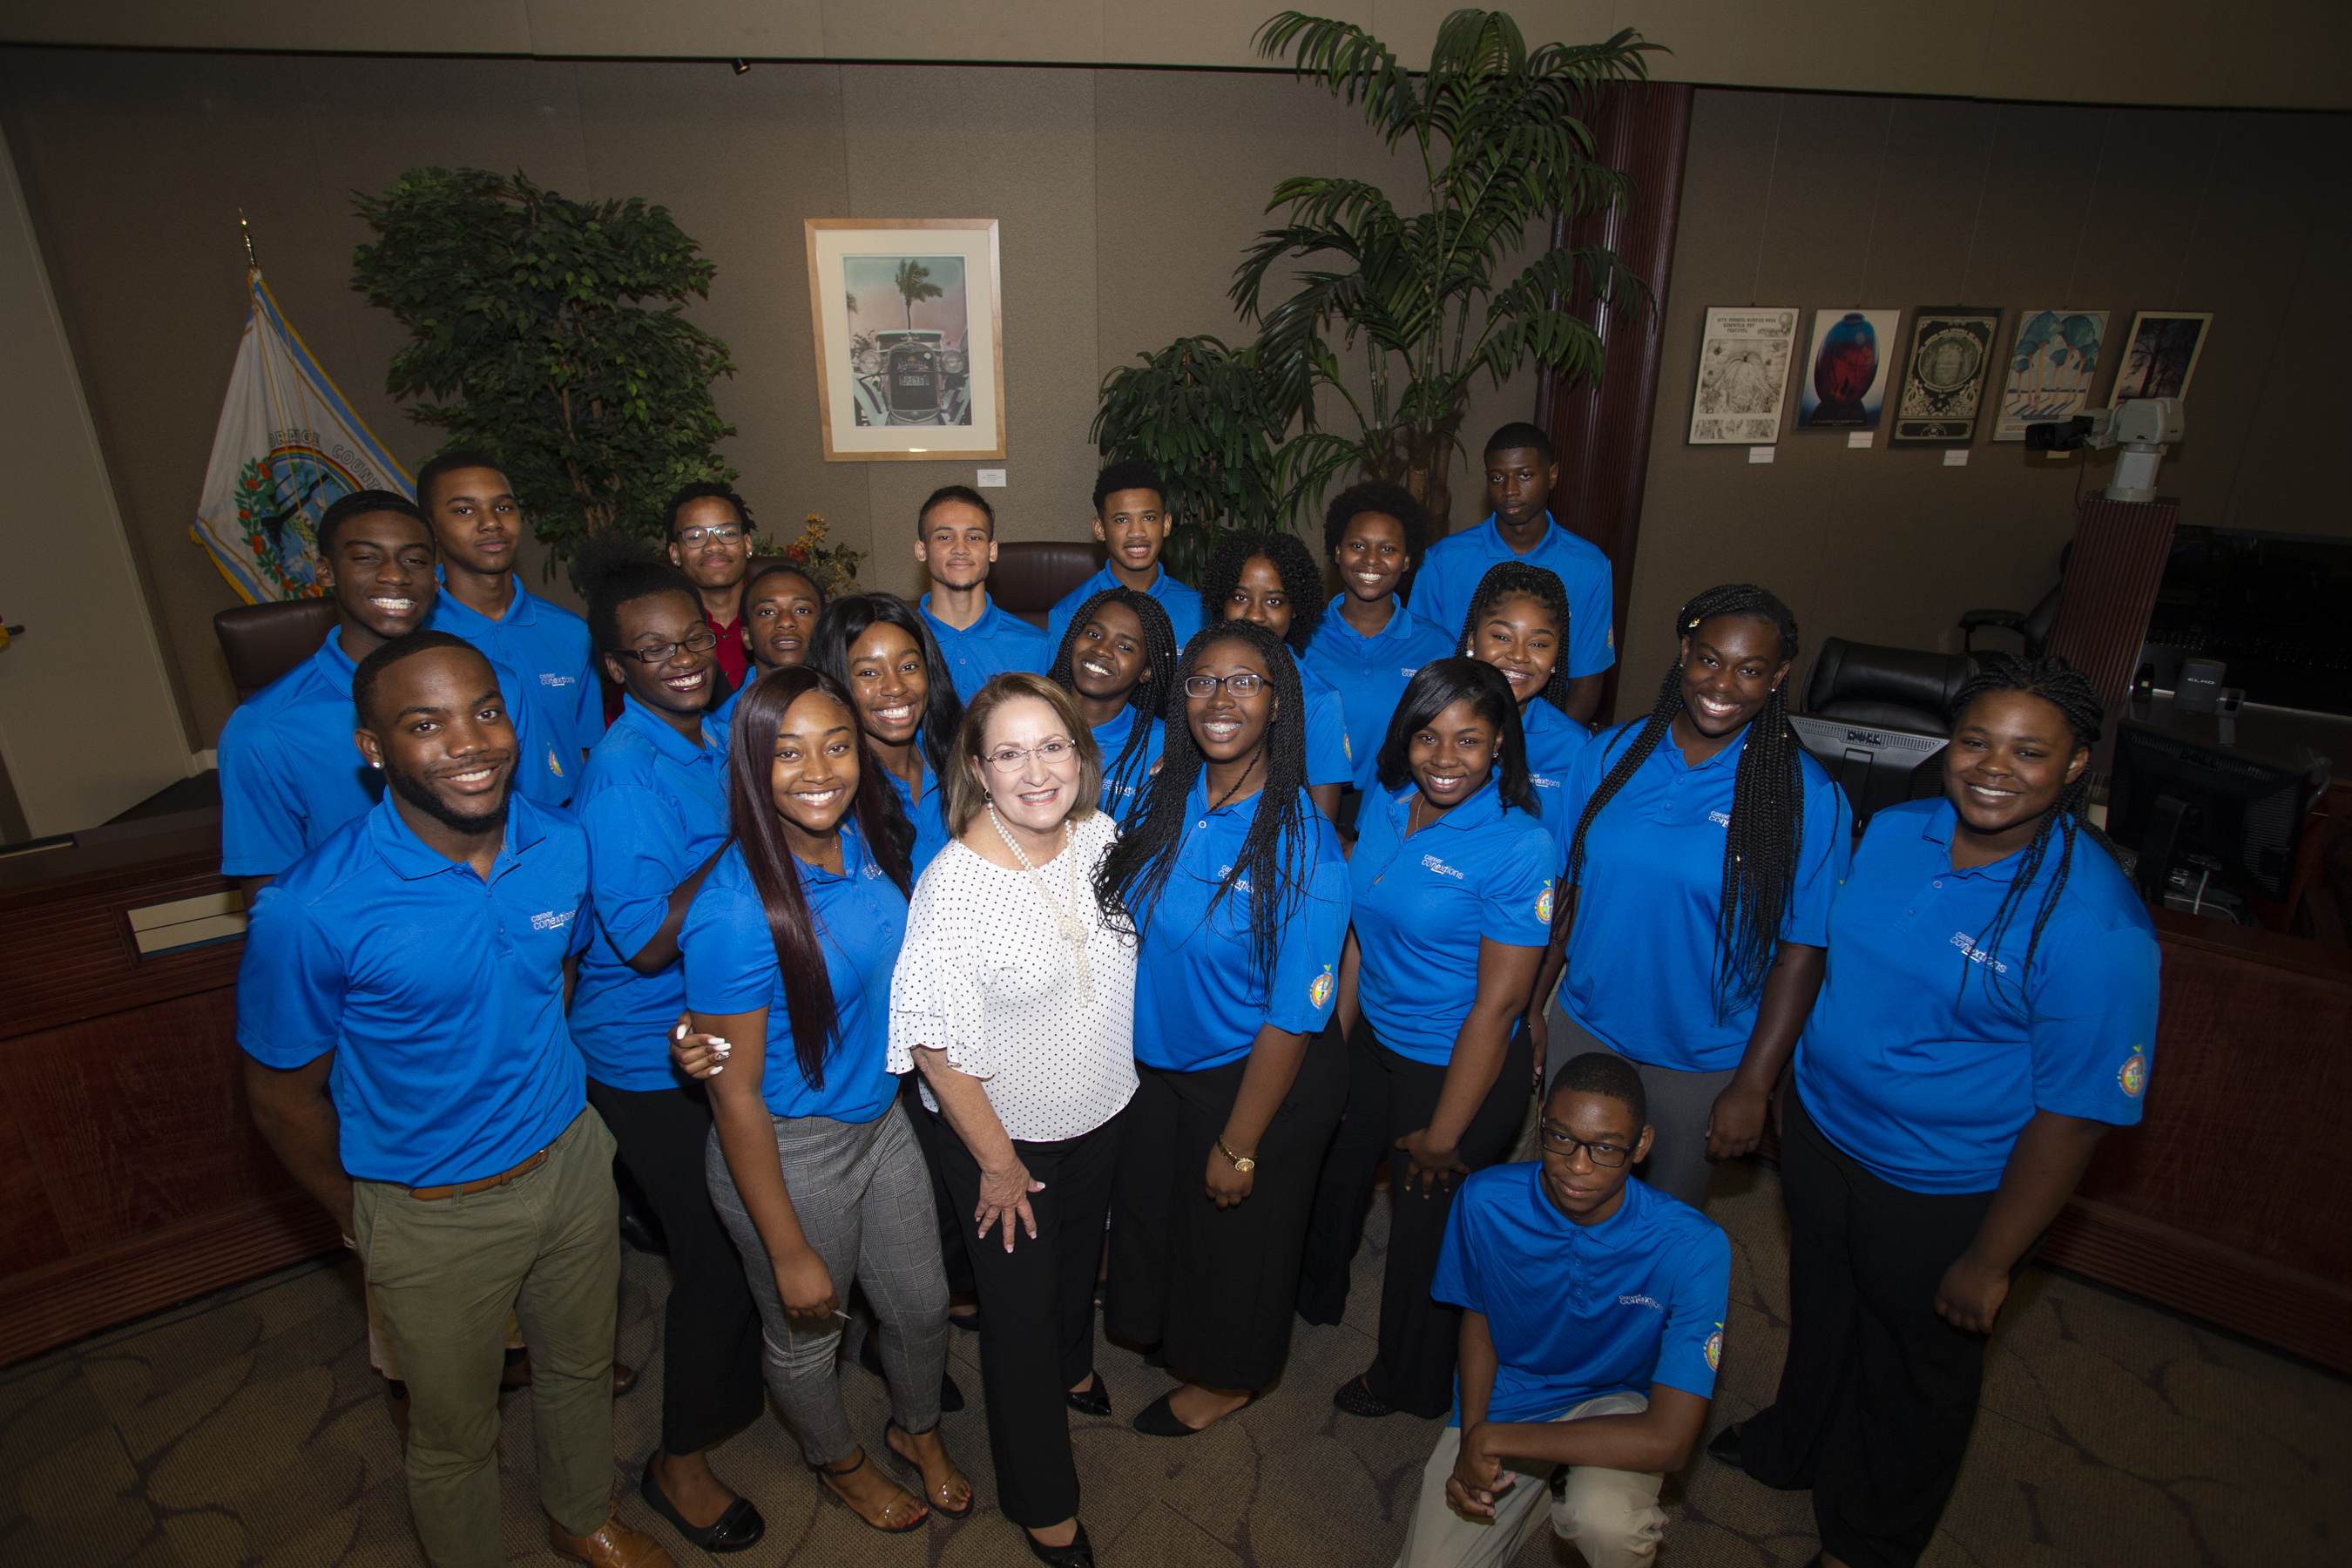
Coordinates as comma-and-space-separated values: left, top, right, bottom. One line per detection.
804, 219, 1005, 461
1795, 308, 1903, 429
1889, 308, 2002, 446
1688, 307, 1798, 445
2110, 310, 2213, 403
1993, 309, 2107, 441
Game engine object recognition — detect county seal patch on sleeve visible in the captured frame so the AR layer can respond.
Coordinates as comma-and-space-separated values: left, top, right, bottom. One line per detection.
1309, 966, 1335, 1010
1705, 1325, 1723, 1372
2118, 1045, 2147, 1098
1535, 880, 1555, 924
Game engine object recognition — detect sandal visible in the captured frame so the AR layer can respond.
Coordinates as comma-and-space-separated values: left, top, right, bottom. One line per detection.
812, 1450, 928, 1533
885, 1419, 975, 1518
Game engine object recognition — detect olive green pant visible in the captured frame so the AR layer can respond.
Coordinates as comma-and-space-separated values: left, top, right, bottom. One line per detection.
354, 1109, 620, 1568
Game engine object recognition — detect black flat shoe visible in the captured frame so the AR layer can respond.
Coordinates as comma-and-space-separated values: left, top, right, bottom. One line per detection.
1707, 1421, 1745, 1469
1064, 1373, 1111, 1418
1331, 1374, 1397, 1418
1132, 1389, 1260, 1437
1025, 1520, 1094, 1567
856, 1328, 965, 1413
640, 1458, 766, 1553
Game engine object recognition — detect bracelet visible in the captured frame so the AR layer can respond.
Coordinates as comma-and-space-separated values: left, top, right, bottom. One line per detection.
1216, 1139, 1257, 1173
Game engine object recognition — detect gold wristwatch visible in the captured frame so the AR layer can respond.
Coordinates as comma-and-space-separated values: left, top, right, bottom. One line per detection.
1217, 1139, 1256, 1173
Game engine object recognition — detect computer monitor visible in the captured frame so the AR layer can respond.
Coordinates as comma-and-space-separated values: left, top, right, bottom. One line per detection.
2105, 720, 2314, 906
1787, 714, 1949, 831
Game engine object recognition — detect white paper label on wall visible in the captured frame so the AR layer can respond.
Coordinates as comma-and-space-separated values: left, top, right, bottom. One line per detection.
1747, 446, 1775, 463
1943, 449, 1970, 467
1847, 431, 1874, 449
2045, 450, 2071, 460
977, 469, 1006, 488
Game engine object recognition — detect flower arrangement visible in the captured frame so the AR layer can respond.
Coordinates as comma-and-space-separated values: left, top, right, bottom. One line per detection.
761, 512, 865, 599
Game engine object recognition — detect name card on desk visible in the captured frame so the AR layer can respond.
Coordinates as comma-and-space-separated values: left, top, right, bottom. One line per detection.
126, 889, 247, 956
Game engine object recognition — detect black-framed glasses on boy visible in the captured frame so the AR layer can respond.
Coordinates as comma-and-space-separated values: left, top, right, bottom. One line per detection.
675, 524, 744, 545
616, 627, 721, 664
1538, 1121, 1635, 1167
1180, 672, 1266, 699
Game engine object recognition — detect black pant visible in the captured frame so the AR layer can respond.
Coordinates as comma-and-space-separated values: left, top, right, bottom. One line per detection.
586, 1078, 764, 1454
1105, 1023, 1346, 1390
1740, 1090, 2000, 1568
937, 1112, 1121, 1530
1296, 1017, 1531, 1417
898, 1076, 979, 1298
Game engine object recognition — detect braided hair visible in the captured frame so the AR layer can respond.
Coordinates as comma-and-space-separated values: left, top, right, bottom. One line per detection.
1049, 586, 1179, 819
1096, 621, 1315, 993
1456, 562, 1575, 714
1946, 653, 2120, 1001
1561, 585, 1808, 1016
1200, 529, 1328, 653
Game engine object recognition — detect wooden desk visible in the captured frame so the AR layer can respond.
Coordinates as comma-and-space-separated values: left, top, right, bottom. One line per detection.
0, 819, 338, 1366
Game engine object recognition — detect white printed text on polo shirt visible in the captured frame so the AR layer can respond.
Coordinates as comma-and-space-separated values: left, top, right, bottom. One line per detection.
1950, 931, 2007, 974
531, 909, 574, 930
1420, 854, 1463, 880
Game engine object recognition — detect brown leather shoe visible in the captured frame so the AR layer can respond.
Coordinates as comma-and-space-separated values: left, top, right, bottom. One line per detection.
612, 1361, 639, 1397
551, 1515, 676, 1568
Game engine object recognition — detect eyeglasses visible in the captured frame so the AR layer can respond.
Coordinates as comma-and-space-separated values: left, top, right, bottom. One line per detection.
676, 524, 744, 545
1180, 672, 1267, 700
615, 627, 721, 664
1538, 1122, 1635, 1167
983, 740, 1078, 774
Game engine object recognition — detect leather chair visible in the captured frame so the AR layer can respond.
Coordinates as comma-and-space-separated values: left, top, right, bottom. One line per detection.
215, 598, 339, 703
989, 540, 1106, 630
1957, 542, 2072, 659
1801, 637, 1975, 737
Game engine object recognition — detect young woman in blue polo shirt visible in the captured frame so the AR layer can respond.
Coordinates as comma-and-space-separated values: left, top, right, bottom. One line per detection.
1455, 561, 1593, 849
1302, 483, 1455, 795
691, 666, 974, 1535
1099, 622, 1353, 1438
812, 594, 964, 879
567, 547, 766, 1552
1049, 587, 1178, 821
1300, 657, 1557, 1420
1199, 529, 1358, 823
1529, 585, 1852, 1210
1716, 655, 2159, 1568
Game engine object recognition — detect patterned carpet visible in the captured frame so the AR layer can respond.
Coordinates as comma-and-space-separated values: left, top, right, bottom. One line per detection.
3, 1157, 2344, 1567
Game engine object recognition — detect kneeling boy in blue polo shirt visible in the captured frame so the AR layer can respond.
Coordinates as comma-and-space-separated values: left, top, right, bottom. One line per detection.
1396, 1053, 1730, 1568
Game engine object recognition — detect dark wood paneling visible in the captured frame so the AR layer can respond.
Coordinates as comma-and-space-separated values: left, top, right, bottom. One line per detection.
0, 1093, 71, 1274
2044, 497, 2180, 709
0, 857, 245, 1038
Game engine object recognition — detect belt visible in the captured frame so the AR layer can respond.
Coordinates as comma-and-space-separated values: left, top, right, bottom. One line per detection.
410, 1146, 551, 1201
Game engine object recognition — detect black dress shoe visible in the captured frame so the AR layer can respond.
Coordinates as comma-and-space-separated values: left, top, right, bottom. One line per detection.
1132, 1389, 1259, 1437
640, 1458, 766, 1553
1064, 1373, 1111, 1418
1331, 1374, 1397, 1418
856, 1327, 964, 1412
1024, 1520, 1094, 1567
1706, 1421, 1745, 1469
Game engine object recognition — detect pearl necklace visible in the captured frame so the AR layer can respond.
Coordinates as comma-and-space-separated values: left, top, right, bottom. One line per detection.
986, 804, 1094, 1001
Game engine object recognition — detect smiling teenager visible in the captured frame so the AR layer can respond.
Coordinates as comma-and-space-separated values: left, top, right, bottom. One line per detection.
1044, 461, 1205, 653
1098, 623, 1351, 1440
1527, 585, 1854, 1211
1303, 483, 1455, 795
1048, 587, 1179, 821
1456, 562, 1594, 853
889, 674, 1138, 1567
1714, 655, 2159, 1568
663, 483, 759, 688
813, 595, 966, 879
238, 632, 662, 1568
914, 486, 1051, 701
1298, 659, 1557, 1421
686, 668, 974, 1538
1200, 530, 1358, 825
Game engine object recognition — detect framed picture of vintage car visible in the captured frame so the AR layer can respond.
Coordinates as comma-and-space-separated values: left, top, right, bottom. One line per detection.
804, 219, 1005, 461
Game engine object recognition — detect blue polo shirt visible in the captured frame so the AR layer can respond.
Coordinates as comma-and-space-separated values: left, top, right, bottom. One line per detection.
1093, 705, 1166, 818
567, 697, 733, 1091
1411, 515, 1616, 678
1298, 660, 1355, 789
1795, 798, 2159, 1194
1045, 564, 1204, 654
681, 828, 906, 1124
1350, 776, 1556, 1064
1435, 1166, 1730, 1424
886, 754, 952, 878
1302, 596, 1454, 791
430, 573, 601, 801
235, 793, 591, 1188
1560, 723, 1852, 1072
1132, 779, 1350, 1071
1520, 699, 1595, 863
921, 591, 1053, 702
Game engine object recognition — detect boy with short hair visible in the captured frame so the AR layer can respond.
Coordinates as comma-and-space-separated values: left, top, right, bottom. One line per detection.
1044, 460, 1205, 652
915, 483, 1051, 700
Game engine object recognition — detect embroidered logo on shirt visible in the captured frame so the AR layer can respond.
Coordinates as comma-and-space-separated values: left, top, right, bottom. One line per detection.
1419, 854, 1463, 880
1342, 732, 1353, 762
1309, 966, 1335, 1009
1705, 1323, 1723, 1371
1531, 774, 1560, 791
1401, 666, 1421, 678
2118, 1046, 2147, 1098
547, 747, 565, 777
1708, 809, 1732, 828
1619, 1293, 1665, 1313
530, 909, 573, 931
1949, 931, 2008, 975
1536, 880, 1555, 924
538, 672, 575, 686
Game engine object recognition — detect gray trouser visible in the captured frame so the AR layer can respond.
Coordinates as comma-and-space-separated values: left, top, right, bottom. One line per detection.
1395, 1393, 1666, 1568
1544, 997, 1737, 1210
705, 1100, 948, 1466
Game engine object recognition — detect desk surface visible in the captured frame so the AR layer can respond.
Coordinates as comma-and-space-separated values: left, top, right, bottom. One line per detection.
2114, 691, 2350, 775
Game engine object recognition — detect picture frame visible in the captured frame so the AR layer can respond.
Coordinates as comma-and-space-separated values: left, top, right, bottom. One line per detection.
1992, 309, 2108, 442
804, 219, 1005, 461
1889, 308, 2003, 447
1794, 308, 1903, 430
2110, 309, 2213, 404
1687, 307, 1799, 445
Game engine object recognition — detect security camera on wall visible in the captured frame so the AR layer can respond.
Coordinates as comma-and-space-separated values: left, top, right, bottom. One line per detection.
2024, 397, 2184, 503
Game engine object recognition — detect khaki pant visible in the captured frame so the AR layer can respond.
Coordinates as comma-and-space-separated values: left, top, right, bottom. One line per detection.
1395, 1392, 1667, 1568
365, 1290, 524, 1381
354, 1109, 621, 1568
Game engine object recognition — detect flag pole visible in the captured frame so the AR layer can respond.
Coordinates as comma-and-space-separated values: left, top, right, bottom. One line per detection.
237, 208, 258, 274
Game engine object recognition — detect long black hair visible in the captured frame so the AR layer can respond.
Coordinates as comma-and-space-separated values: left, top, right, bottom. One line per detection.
1456, 561, 1575, 714
812, 593, 963, 785
1375, 657, 1541, 817
1561, 585, 1807, 1016
1200, 529, 1327, 653
572, 534, 700, 659
1049, 586, 1179, 817
1947, 653, 2120, 1000
724, 666, 914, 1091
1096, 621, 1315, 991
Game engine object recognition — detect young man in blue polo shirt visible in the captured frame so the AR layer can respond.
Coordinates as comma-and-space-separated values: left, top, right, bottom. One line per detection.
1044, 459, 1205, 653
913, 483, 1051, 700
1395, 1052, 1729, 1568
421, 449, 600, 802
240, 632, 669, 1568
1410, 423, 1615, 723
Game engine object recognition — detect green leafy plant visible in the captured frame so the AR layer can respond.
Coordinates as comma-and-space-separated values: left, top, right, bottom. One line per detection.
351, 166, 737, 570
1091, 335, 1288, 585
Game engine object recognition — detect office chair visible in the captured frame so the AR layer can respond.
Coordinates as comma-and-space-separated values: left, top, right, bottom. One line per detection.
1957, 543, 2072, 659
214, 598, 338, 703
1801, 638, 1976, 736
986, 541, 1107, 630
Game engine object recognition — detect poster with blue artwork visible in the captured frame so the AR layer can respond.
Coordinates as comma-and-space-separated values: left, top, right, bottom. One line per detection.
1795, 308, 1903, 429
1993, 309, 2107, 442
